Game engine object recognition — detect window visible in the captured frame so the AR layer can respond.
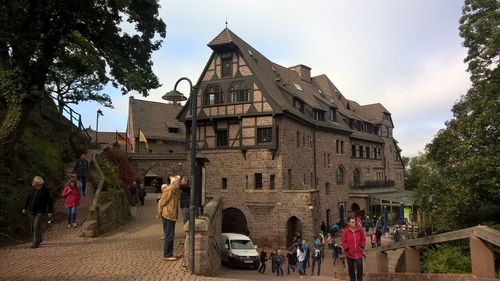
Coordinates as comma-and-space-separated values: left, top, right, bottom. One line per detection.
352, 144, 357, 157
313, 110, 325, 121
229, 81, 249, 103
353, 168, 361, 187
296, 131, 300, 148
270, 175, 275, 190
216, 129, 228, 147
336, 140, 340, 153
287, 169, 292, 189
327, 154, 330, 167
359, 145, 364, 158
222, 178, 227, 190
325, 182, 330, 195
330, 108, 337, 122
294, 82, 303, 91
168, 127, 178, 133
336, 166, 345, 185
341, 141, 345, 154
222, 56, 232, 78
255, 173, 263, 189
366, 147, 371, 158
256, 127, 272, 144
294, 98, 304, 113
203, 84, 224, 105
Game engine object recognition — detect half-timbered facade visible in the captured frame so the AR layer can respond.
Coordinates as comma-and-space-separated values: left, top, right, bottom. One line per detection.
178, 28, 405, 247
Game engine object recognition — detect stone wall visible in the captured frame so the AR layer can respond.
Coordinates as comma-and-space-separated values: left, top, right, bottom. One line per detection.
183, 197, 222, 276
96, 189, 131, 234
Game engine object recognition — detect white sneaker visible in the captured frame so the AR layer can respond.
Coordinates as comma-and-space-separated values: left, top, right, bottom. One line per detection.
67, 224, 71, 228
72, 223, 77, 227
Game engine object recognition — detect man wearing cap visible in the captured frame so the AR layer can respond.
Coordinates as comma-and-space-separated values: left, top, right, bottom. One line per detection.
157, 175, 181, 260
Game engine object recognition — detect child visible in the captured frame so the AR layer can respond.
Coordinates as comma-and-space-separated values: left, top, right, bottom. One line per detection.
258, 249, 267, 273
371, 232, 377, 248
61, 178, 80, 228
269, 250, 276, 273
286, 248, 296, 274
332, 243, 340, 266
274, 249, 284, 276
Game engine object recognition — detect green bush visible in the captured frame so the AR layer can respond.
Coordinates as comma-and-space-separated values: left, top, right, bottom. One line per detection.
421, 244, 471, 273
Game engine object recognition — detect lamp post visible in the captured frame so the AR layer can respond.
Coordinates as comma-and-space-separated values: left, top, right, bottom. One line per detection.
95, 109, 103, 148
163, 78, 197, 274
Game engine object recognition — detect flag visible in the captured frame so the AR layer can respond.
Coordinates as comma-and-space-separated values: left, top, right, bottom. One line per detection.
127, 127, 135, 152
117, 133, 126, 145
139, 130, 149, 151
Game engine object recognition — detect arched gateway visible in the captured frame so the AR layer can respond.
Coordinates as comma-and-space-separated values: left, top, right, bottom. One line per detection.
222, 208, 248, 235
286, 216, 303, 246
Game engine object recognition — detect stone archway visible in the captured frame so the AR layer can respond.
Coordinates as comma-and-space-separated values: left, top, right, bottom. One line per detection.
222, 208, 248, 235
286, 216, 303, 247
351, 203, 360, 212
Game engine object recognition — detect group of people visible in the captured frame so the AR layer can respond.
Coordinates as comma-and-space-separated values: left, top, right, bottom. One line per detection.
129, 181, 147, 206
22, 154, 89, 249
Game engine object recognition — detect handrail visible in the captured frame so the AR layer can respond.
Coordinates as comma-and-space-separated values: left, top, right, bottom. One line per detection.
366, 225, 500, 253
50, 95, 91, 141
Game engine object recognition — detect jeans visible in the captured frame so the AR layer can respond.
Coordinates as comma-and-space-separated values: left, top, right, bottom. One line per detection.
276, 264, 283, 276
67, 206, 77, 224
312, 258, 321, 275
29, 213, 43, 244
347, 257, 363, 281
287, 262, 295, 274
162, 217, 176, 258
78, 176, 87, 195
258, 261, 266, 273
297, 260, 304, 275
181, 207, 189, 224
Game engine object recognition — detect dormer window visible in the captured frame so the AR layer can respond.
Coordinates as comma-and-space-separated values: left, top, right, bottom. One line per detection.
313, 109, 325, 121
294, 98, 304, 113
228, 80, 250, 103
168, 127, 179, 134
294, 83, 303, 91
203, 84, 224, 106
330, 108, 337, 122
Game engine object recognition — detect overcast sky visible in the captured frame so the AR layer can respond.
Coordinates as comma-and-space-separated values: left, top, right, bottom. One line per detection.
73, 0, 471, 157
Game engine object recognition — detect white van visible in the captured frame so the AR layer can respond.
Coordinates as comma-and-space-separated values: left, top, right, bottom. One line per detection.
220, 233, 260, 269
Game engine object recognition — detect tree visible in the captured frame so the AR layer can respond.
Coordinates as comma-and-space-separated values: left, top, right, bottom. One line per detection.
46, 34, 113, 115
0, 0, 166, 170
427, 0, 499, 206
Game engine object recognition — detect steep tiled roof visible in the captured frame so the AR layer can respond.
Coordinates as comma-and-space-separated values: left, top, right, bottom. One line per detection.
129, 98, 185, 140
202, 28, 392, 141
355, 103, 390, 124
90, 131, 125, 144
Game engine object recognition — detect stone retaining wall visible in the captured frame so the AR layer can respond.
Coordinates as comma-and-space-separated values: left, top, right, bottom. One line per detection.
183, 197, 222, 276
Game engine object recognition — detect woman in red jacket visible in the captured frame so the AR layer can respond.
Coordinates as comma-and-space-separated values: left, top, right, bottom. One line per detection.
61, 178, 81, 228
341, 217, 366, 281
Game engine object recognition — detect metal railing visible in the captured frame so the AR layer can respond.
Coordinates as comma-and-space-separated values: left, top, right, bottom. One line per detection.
51, 96, 91, 142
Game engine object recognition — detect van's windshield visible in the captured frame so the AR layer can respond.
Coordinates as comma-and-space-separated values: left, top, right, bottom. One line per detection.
230, 239, 254, 250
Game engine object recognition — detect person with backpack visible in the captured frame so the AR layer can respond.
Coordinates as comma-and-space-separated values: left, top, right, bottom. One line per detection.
311, 243, 322, 276
73, 154, 89, 196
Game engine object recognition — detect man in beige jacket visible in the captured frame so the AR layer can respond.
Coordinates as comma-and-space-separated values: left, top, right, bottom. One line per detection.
157, 175, 181, 260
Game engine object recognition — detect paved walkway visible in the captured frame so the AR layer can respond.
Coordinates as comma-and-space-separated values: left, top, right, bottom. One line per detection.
1, 189, 349, 281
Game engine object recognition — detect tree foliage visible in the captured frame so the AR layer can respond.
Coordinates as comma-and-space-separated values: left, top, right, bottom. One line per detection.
427, 0, 499, 206
421, 244, 471, 274
0, 0, 166, 169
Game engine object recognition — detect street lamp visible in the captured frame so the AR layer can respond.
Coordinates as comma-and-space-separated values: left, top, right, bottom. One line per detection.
95, 109, 103, 148
164, 77, 197, 274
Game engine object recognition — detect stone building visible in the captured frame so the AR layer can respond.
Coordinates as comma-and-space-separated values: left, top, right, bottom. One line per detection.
175, 28, 405, 248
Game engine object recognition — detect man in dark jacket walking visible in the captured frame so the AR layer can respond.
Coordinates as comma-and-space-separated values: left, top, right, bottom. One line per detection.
22, 176, 53, 249
73, 154, 89, 196
341, 217, 366, 281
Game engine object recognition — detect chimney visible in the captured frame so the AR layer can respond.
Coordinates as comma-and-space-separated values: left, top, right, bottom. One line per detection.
289, 64, 311, 82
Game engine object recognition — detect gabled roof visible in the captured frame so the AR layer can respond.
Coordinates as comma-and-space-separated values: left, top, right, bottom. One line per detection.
129, 97, 185, 140
194, 28, 395, 141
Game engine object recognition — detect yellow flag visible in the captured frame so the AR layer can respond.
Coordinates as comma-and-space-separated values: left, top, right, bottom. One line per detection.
139, 130, 149, 151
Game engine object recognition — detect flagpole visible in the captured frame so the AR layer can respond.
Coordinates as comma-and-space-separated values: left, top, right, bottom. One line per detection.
125, 127, 128, 153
